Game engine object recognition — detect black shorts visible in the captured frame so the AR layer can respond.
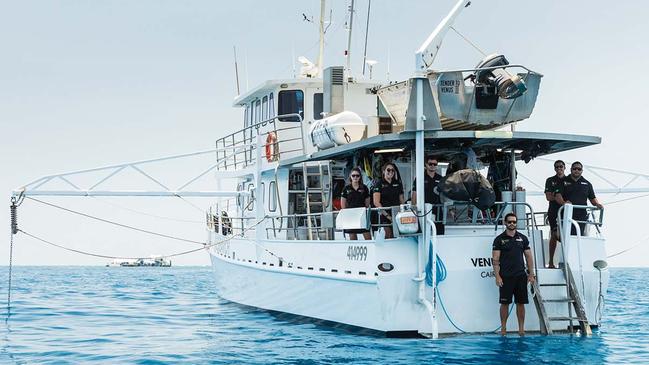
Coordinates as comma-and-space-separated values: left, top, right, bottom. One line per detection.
548, 210, 558, 231
344, 229, 369, 235
499, 275, 528, 304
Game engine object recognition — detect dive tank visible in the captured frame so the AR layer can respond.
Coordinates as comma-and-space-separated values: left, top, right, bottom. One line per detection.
395, 204, 419, 234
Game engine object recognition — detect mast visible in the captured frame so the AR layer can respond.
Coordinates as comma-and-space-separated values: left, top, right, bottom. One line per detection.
233, 46, 241, 95
345, 0, 355, 80
317, 0, 325, 77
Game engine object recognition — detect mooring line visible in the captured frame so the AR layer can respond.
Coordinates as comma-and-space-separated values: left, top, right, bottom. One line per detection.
25, 197, 205, 246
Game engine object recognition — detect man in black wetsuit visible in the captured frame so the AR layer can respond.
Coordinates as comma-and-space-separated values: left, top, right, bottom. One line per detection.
555, 161, 604, 236
492, 213, 535, 336
411, 155, 445, 234
544, 160, 565, 268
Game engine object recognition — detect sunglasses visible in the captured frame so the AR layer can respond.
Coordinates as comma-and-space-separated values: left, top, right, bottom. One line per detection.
506, 220, 517, 224
386, 169, 395, 172
427, 162, 438, 166
554, 165, 565, 169
351, 175, 360, 178
571, 167, 582, 171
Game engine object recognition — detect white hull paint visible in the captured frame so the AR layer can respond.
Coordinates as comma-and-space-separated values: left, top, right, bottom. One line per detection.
208, 226, 609, 335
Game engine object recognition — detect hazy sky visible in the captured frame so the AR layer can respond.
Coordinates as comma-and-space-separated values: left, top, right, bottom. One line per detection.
1, 0, 648, 266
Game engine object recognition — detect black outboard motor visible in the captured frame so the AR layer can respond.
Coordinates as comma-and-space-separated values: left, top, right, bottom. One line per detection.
475, 54, 527, 100
440, 169, 495, 210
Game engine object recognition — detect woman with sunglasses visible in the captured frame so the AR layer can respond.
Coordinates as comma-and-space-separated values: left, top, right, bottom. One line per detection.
371, 162, 405, 239
340, 167, 372, 240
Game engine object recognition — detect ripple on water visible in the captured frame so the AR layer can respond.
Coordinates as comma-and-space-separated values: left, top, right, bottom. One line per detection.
0, 267, 648, 364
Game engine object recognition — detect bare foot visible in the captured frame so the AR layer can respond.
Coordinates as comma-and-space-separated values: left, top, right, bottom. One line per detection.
548, 264, 556, 269
500, 330, 507, 336
518, 331, 525, 336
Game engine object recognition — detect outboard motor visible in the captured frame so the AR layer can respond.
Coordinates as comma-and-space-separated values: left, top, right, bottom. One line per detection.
475, 54, 527, 99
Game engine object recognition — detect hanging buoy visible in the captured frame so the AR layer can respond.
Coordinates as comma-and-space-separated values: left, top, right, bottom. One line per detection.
265, 132, 278, 162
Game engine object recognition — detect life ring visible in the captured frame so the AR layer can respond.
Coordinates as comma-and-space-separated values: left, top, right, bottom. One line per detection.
265, 132, 278, 162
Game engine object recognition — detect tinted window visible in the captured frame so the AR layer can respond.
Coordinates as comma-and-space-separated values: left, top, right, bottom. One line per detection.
313, 93, 323, 120
254, 100, 261, 124
278, 90, 304, 122
262, 96, 268, 121
269, 93, 275, 118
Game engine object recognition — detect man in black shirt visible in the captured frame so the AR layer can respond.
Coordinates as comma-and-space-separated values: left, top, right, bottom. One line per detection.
556, 161, 603, 236
544, 160, 565, 268
411, 155, 445, 234
492, 213, 535, 336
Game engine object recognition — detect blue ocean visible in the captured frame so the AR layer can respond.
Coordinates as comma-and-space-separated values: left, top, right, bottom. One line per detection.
1, 267, 647, 364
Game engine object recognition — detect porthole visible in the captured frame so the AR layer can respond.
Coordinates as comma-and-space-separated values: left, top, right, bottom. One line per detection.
378, 263, 394, 272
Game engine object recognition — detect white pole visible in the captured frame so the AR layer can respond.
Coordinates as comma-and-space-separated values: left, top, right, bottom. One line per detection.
317, 0, 326, 76
345, 0, 355, 80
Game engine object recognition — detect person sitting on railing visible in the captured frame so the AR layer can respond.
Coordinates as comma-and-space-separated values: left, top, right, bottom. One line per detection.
340, 167, 371, 240
411, 155, 445, 235
545, 160, 565, 268
555, 161, 604, 236
371, 162, 405, 239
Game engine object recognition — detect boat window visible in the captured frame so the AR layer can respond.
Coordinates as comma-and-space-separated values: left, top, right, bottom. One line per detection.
269, 93, 275, 118
269, 181, 277, 212
247, 184, 255, 211
262, 96, 268, 121
313, 93, 323, 120
260, 182, 265, 206
254, 100, 261, 124
277, 90, 304, 122
237, 183, 245, 210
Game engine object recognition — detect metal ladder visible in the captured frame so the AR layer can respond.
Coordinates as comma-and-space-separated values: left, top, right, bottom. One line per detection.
532, 263, 592, 335
302, 162, 331, 240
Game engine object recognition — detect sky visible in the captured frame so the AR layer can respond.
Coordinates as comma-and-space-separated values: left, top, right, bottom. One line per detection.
1, 0, 648, 266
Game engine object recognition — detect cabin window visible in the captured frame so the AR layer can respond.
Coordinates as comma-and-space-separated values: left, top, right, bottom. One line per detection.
254, 100, 261, 124
269, 181, 277, 212
262, 96, 268, 121
244, 105, 251, 127
313, 93, 323, 120
247, 184, 255, 211
269, 93, 275, 118
278, 90, 304, 122
237, 183, 245, 210
260, 182, 265, 206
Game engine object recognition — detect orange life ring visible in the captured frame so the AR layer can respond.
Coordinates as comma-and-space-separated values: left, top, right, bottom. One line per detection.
265, 132, 278, 162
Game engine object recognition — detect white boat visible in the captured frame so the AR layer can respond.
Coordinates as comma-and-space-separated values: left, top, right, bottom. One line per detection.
13, 0, 624, 338
203, 0, 608, 337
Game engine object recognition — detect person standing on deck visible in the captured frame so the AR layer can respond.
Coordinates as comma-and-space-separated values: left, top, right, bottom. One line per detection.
492, 213, 535, 336
411, 155, 445, 235
544, 160, 565, 268
555, 161, 604, 236
372, 162, 405, 239
341, 167, 372, 240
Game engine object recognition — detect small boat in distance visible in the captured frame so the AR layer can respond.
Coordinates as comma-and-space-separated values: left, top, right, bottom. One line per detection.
106, 256, 171, 267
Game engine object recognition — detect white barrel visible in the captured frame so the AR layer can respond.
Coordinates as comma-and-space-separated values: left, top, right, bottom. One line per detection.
309, 111, 366, 150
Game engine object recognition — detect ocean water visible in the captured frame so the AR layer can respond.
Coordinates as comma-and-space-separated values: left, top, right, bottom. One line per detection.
0, 267, 647, 364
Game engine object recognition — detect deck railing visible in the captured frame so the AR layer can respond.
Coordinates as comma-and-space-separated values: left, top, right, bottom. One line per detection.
214, 113, 306, 171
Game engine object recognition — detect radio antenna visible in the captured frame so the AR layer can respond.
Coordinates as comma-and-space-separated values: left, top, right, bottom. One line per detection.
233, 46, 241, 95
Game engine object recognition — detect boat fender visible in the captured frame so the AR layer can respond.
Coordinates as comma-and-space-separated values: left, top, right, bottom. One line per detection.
265, 132, 278, 162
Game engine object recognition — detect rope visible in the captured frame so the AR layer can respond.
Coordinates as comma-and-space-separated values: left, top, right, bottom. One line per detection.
607, 233, 649, 259
17, 216, 271, 261
25, 197, 205, 246
90, 196, 203, 224
602, 193, 649, 206
450, 26, 487, 57
7, 228, 14, 316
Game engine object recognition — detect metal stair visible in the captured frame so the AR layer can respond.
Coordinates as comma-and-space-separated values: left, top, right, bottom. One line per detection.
532, 264, 592, 335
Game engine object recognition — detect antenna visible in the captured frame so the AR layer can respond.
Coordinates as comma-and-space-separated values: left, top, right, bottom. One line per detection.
244, 50, 249, 91
344, 0, 355, 81
233, 46, 241, 95
361, 0, 371, 76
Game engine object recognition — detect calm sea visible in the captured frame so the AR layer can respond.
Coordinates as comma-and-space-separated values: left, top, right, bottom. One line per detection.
0, 267, 647, 364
